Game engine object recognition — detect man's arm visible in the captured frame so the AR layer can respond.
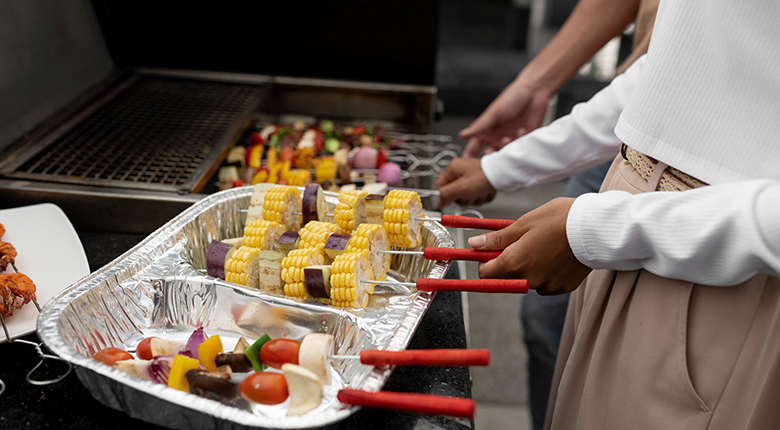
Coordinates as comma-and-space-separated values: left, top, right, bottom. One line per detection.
460, 0, 641, 157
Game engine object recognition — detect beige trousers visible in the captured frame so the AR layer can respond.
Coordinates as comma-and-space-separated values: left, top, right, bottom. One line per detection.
545, 155, 780, 429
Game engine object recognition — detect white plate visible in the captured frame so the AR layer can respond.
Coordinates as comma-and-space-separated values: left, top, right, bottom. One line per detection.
1, 203, 90, 342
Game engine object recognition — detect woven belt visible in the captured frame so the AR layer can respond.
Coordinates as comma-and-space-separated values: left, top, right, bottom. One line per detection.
620, 143, 707, 191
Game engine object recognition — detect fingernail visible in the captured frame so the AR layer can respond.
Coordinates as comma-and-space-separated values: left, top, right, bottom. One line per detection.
468, 235, 485, 248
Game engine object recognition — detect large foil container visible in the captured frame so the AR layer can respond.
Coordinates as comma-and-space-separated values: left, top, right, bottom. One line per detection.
37, 186, 454, 429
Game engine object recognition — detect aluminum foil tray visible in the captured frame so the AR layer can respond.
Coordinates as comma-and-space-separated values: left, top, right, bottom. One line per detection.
37, 186, 453, 430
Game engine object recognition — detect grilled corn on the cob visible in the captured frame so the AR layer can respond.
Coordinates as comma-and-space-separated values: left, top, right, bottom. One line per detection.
383, 189, 423, 248
262, 185, 302, 231
329, 250, 370, 308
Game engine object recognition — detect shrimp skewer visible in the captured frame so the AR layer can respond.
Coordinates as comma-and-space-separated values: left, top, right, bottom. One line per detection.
0, 241, 19, 273
0, 273, 40, 342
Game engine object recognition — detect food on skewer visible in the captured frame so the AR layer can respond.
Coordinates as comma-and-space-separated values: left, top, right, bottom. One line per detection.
281, 248, 326, 301
242, 220, 285, 249
383, 189, 423, 248
0, 273, 38, 318
0, 241, 18, 272
224, 246, 263, 289
333, 190, 369, 233
346, 223, 390, 289
330, 251, 371, 308
262, 185, 302, 231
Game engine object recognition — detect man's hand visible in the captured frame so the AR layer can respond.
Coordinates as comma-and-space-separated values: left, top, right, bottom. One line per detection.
468, 198, 592, 295
459, 79, 552, 158
435, 158, 497, 208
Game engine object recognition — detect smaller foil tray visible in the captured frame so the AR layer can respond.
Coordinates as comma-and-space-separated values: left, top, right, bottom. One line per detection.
37, 186, 453, 430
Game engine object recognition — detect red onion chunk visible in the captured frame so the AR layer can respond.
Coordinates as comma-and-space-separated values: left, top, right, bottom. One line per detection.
149, 355, 175, 384
352, 146, 378, 169
186, 327, 209, 361
378, 162, 403, 185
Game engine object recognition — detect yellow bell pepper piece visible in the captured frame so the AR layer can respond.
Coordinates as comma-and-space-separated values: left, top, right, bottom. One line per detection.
198, 335, 223, 372
279, 161, 292, 181
267, 162, 284, 183
266, 145, 277, 171
168, 355, 201, 392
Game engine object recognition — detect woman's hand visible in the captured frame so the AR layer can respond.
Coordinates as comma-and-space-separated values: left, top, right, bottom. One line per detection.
469, 197, 592, 295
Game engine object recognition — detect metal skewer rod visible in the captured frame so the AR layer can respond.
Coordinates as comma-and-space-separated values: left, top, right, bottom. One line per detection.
360, 278, 528, 293
9, 263, 41, 312
378, 247, 501, 262
0, 314, 11, 343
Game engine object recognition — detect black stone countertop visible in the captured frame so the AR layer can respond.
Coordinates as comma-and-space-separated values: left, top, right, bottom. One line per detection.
0, 230, 474, 430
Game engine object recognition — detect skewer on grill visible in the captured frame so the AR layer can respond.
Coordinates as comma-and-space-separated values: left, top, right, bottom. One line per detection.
328, 348, 490, 366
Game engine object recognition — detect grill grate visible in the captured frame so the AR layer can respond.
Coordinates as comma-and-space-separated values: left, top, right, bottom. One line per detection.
12, 77, 263, 193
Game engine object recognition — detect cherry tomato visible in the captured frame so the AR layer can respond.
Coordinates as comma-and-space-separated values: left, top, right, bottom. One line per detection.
135, 337, 156, 360
279, 147, 295, 165
93, 347, 133, 366
260, 338, 301, 370
239, 372, 288, 405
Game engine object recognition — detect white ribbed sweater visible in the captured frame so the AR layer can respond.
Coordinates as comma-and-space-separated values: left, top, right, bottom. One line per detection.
481, 0, 780, 285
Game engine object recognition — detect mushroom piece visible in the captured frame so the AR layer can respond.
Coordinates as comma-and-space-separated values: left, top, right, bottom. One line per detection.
298, 333, 334, 385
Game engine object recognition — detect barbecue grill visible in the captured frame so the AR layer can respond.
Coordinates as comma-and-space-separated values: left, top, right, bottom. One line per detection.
0, 1, 444, 233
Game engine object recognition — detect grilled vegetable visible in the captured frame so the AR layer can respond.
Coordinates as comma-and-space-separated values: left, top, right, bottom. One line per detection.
113, 359, 152, 380
93, 347, 133, 366
186, 369, 239, 401
324, 234, 350, 260
276, 231, 300, 252
298, 333, 334, 385
256, 250, 286, 295
260, 338, 301, 370
225, 246, 262, 289
246, 183, 275, 224
330, 250, 370, 308
288, 169, 312, 186
383, 189, 423, 248
347, 223, 390, 289
198, 334, 224, 372
298, 221, 338, 257
283, 363, 323, 416
215, 352, 254, 373
150, 338, 186, 357
365, 194, 386, 225
281, 248, 325, 300
262, 185, 302, 231
303, 265, 332, 299
206, 240, 236, 280
242, 220, 285, 250
244, 334, 272, 372
333, 190, 368, 233
302, 184, 327, 226
168, 355, 203, 392
239, 372, 289, 405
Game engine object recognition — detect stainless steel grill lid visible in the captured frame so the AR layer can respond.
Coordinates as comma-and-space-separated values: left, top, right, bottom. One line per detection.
4, 76, 263, 193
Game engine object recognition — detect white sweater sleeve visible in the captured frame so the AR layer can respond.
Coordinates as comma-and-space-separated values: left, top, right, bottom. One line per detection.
481, 56, 646, 193
566, 181, 780, 285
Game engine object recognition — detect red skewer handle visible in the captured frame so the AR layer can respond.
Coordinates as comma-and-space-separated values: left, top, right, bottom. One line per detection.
416, 278, 529, 293
338, 389, 476, 419
360, 349, 491, 367
422, 247, 501, 262
441, 215, 514, 231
